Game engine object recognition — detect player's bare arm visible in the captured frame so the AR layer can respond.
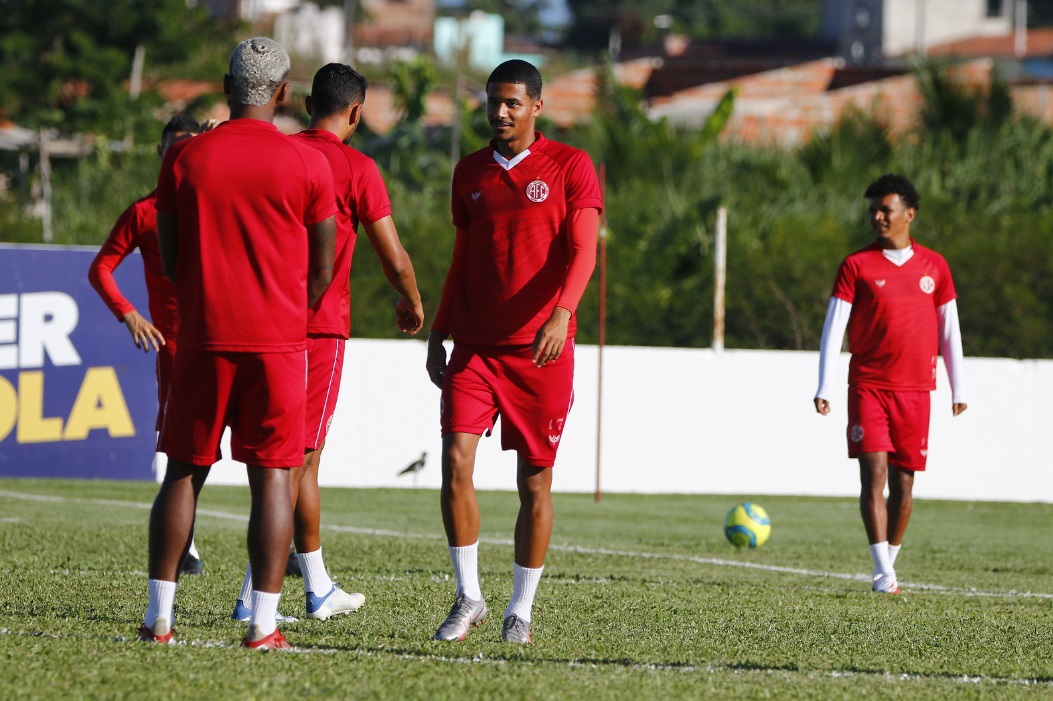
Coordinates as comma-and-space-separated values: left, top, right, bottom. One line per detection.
123, 310, 165, 353
307, 216, 337, 308
426, 331, 448, 388
156, 212, 179, 281
531, 307, 571, 367
363, 215, 424, 335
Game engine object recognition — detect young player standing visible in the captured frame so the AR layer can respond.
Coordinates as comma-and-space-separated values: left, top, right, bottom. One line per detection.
140, 37, 337, 650
89, 115, 207, 577
232, 62, 425, 623
814, 173, 967, 594
426, 59, 601, 643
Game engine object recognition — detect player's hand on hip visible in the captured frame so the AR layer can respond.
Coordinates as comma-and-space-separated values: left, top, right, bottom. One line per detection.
531, 307, 571, 367
814, 398, 830, 415
396, 297, 425, 335
426, 332, 448, 389
123, 311, 165, 353
952, 402, 968, 416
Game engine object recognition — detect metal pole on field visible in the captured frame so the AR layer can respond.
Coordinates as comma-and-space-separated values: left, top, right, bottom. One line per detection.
712, 206, 727, 353
595, 163, 607, 503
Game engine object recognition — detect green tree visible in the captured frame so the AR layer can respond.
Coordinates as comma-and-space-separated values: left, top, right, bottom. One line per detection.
0, 0, 236, 137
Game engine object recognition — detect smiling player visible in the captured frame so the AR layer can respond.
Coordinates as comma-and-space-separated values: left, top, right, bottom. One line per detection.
426, 59, 602, 643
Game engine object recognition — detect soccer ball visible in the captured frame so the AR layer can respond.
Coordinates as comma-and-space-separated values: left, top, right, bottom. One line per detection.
724, 502, 771, 548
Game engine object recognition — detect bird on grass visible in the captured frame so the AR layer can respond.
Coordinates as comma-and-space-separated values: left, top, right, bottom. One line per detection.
398, 451, 427, 477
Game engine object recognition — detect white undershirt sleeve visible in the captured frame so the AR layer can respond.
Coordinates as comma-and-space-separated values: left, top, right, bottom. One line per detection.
816, 297, 852, 401
938, 298, 966, 404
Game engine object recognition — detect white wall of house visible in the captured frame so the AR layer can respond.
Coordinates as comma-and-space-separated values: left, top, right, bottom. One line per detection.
185, 340, 1052, 504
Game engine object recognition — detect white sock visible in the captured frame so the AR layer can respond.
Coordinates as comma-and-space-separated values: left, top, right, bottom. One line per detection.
187, 537, 200, 560
297, 549, 334, 595
888, 543, 902, 566
145, 579, 177, 630
449, 543, 481, 601
869, 541, 894, 577
238, 564, 254, 603
505, 563, 544, 623
249, 590, 280, 637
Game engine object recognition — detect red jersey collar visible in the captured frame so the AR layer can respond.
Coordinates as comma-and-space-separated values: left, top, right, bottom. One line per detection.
215, 118, 281, 134
298, 128, 344, 145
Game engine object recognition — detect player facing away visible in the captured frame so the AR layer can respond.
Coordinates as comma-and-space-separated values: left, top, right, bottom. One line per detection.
426, 59, 601, 643
232, 62, 425, 623
140, 37, 337, 650
88, 115, 208, 577
814, 173, 967, 594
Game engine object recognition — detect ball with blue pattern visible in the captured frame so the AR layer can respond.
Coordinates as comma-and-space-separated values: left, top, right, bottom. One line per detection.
724, 502, 771, 548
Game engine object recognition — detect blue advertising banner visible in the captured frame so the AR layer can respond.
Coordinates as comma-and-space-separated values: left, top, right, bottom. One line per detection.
0, 243, 157, 480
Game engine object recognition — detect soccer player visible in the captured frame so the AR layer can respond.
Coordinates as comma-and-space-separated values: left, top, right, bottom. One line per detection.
232, 62, 425, 623
426, 59, 601, 643
814, 173, 967, 595
88, 115, 207, 577
138, 37, 337, 650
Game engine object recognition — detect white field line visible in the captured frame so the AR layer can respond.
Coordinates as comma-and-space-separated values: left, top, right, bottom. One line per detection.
0, 627, 1050, 689
2, 489, 1051, 600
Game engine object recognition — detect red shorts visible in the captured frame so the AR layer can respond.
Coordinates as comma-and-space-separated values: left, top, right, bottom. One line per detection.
155, 340, 177, 432
159, 348, 306, 468
305, 336, 345, 450
441, 342, 575, 468
847, 386, 930, 471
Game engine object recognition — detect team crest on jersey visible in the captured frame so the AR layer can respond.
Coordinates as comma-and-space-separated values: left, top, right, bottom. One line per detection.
548, 434, 561, 445
850, 425, 864, 442
525, 179, 549, 203
919, 275, 935, 294
875, 279, 886, 287
471, 191, 481, 201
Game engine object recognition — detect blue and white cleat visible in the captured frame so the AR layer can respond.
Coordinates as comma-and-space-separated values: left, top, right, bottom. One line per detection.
305, 586, 366, 620
231, 599, 300, 624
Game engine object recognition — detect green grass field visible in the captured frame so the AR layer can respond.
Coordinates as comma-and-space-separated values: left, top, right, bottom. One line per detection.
0, 478, 1050, 700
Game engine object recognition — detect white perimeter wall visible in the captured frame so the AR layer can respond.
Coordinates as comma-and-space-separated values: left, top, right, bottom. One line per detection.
181, 340, 1051, 503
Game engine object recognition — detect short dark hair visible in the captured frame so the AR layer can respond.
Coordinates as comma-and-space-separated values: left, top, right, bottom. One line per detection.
486, 59, 542, 99
310, 63, 368, 119
162, 115, 201, 140
864, 173, 920, 210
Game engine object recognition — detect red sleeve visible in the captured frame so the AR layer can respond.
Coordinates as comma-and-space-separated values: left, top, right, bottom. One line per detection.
155, 138, 189, 217
934, 254, 957, 307
564, 150, 603, 214
431, 226, 469, 336
355, 159, 393, 225
451, 160, 470, 229
831, 257, 857, 304
303, 149, 338, 226
555, 207, 599, 313
88, 202, 142, 321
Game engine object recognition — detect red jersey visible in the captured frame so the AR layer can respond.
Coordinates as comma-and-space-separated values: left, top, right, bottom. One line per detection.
292, 129, 393, 338
88, 191, 178, 341
832, 241, 957, 391
441, 132, 602, 346
156, 119, 336, 352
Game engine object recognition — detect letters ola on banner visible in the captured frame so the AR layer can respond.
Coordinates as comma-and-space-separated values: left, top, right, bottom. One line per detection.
0, 244, 157, 479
